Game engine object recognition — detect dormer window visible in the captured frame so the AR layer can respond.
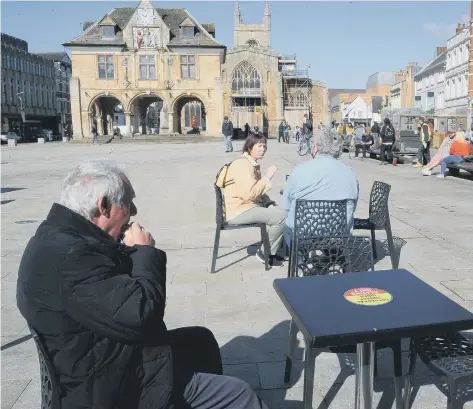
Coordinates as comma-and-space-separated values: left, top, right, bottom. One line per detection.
180, 17, 195, 38
182, 26, 194, 38
101, 25, 115, 38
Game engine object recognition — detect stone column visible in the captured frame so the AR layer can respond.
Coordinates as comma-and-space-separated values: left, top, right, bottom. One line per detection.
97, 114, 103, 135
160, 101, 169, 134
124, 112, 132, 136
168, 112, 174, 134
133, 105, 139, 134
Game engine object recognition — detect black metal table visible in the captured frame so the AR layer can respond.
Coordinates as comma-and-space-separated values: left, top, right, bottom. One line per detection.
273, 269, 473, 409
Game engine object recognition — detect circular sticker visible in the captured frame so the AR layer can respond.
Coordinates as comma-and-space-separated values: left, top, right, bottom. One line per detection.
344, 288, 393, 306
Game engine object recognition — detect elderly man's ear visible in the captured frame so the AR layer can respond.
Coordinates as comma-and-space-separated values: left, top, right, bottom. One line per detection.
98, 197, 112, 217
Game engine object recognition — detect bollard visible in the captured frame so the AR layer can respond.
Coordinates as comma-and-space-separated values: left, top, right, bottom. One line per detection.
37, 138, 45, 144
7, 139, 17, 147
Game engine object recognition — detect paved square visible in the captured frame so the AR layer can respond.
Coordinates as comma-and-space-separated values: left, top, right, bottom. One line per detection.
2, 140, 473, 409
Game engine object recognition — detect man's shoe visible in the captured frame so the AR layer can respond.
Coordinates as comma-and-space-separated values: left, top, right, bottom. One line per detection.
436, 174, 445, 179
413, 163, 423, 168
422, 168, 432, 176
269, 256, 284, 268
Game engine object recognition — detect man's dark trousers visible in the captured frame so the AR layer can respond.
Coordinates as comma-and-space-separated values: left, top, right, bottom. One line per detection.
417, 141, 431, 165
172, 327, 268, 409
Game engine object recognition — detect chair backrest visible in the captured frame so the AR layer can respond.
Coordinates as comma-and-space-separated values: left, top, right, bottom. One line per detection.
293, 236, 374, 277
214, 184, 225, 227
30, 328, 61, 409
293, 199, 348, 239
368, 181, 391, 228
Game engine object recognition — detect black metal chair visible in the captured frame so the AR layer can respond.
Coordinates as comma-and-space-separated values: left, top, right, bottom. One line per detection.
30, 328, 61, 409
354, 181, 398, 268
288, 199, 349, 277
404, 332, 473, 409
211, 184, 270, 273
284, 236, 404, 408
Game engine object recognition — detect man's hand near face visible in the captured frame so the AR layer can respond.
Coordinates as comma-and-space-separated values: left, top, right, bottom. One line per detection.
123, 222, 154, 246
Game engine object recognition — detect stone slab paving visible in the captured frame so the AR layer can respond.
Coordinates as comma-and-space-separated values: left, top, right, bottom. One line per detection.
1, 139, 473, 408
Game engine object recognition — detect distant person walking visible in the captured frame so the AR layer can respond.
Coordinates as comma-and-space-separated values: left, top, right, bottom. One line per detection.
222, 116, 233, 153
302, 114, 313, 137
371, 121, 381, 147
91, 127, 99, 144
379, 118, 396, 165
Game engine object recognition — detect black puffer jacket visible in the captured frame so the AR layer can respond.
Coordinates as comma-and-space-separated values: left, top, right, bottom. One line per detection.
17, 204, 173, 409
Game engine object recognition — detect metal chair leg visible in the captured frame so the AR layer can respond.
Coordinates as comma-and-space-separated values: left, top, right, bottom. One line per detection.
385, 215, 398, 269
403, 338, 417, 409
284, 319, 298, 384
370, 229, 377, 260
260, 225, 270, 271
447, 378, 463, 409
210, 227, 221, 274
303, 344, 315, 409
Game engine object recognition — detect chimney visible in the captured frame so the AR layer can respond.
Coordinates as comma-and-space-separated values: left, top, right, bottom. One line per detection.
436, 46, 447, 56
456, 23, 462, 34
83, 21, 95, 31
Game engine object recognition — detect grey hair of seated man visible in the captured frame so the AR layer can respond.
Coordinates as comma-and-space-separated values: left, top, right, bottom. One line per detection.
59, 160, 135, 219
311, 127, 344, 159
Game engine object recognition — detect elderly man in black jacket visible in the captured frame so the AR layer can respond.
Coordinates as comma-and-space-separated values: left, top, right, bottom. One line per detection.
17, 160, 268, 409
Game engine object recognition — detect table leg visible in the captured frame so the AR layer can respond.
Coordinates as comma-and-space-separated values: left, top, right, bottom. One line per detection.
303, 344, 315, 409
284, 319, 298, 384
355, 342, 375, 409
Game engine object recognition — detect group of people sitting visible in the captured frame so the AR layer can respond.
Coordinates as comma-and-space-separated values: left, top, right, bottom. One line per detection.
222, 127, 359, 268
420, 130, 471, 178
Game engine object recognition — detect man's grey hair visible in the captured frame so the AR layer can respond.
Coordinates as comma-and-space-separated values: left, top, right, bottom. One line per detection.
312, 127, 344, 158
59, 160, 134, 219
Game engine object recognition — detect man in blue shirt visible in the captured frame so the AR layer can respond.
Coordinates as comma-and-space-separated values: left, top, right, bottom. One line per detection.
282, 127, 359, 246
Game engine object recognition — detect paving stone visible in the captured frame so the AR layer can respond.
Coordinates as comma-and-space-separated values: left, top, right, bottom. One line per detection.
1, 380, 30, 409
1, 140, 473, 409
223, 363, 261, 390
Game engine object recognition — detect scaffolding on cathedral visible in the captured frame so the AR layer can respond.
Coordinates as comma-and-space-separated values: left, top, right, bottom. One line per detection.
280, 54, 311, 127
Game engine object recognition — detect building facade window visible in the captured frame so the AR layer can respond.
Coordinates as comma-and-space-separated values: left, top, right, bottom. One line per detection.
180, 55, 196, 79
2, 77, 6, 104
183, 100, 202, 127
231, 61, 261, 91
10, 78, 14, 104
139, 55, 156, 80
98, 55, 114, 79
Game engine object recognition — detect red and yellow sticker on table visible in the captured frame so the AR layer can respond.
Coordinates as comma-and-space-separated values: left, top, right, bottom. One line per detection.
344, 287, 393, 306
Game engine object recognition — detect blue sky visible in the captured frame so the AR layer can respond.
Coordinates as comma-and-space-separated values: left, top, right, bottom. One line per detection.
1, 1, 470, 88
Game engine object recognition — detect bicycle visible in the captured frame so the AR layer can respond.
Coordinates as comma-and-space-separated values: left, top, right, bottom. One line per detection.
297, 133, 313, 156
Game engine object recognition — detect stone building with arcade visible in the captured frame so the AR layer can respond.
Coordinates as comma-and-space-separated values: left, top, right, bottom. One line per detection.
65, 0, 328, 140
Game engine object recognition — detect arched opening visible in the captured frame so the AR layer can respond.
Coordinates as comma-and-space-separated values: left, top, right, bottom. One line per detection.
89, 95, 123, 136
230, 61, 264, 134
174, 96, 206, 134
129, 94, 164, 135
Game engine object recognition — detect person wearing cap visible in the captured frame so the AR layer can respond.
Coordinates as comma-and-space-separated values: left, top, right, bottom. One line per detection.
222, 116, 234, 153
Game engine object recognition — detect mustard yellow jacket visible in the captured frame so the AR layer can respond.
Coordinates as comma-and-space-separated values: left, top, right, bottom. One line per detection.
223, 152, 272, 220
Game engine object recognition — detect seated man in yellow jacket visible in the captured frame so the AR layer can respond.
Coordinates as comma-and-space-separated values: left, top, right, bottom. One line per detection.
224, 133, 287, 268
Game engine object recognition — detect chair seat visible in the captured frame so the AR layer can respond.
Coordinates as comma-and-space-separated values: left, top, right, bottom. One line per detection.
354, 218, 375, 230
414, 332, 473, 378
222, 222, 265, 231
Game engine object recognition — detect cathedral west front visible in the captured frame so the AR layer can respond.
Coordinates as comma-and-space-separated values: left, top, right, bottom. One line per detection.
65, 0, 328, 140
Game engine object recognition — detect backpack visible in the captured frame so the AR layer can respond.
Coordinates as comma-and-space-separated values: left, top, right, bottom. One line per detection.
215, 157, 243, 188
384, 125, 394, 139
215, 163, 231, 188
